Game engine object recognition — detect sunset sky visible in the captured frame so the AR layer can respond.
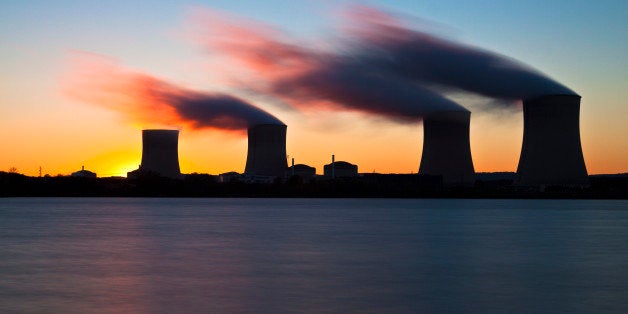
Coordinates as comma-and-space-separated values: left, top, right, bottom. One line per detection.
1, 0, 627, 177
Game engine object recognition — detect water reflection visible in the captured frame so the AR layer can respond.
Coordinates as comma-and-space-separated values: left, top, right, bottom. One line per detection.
1, 198, 627, 312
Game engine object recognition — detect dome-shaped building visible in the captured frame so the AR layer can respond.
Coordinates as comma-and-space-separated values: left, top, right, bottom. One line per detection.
324, 160, 358, 178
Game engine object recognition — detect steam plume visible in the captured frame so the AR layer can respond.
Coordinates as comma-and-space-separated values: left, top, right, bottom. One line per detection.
63, 54, 283, 132
344, 6, 577, 100
271, 56, 468, 122
186, 8, 468, 123
187, 5, 577, 120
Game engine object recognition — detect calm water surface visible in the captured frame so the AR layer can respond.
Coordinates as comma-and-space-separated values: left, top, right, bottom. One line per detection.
1, 198, 627, 313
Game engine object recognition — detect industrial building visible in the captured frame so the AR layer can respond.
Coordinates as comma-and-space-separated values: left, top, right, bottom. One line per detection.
71, 166, 96, 178
117, 95, 590, 189
218, 171, 242, 183
244, 124, 288, 177
418, 110, 475, 186
324, 156, 358, 178
286, 157, 316, 179
516, 94, 588, 186
290, 164, 316, 179
127, 129, 182, 179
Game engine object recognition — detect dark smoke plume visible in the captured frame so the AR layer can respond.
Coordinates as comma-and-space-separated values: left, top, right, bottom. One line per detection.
167, 92, 284, 130
187, 5, 577, 120
341, 6, 578, 100
271, 56, 468, 122
186, 8, 468, 124
63, 54, 283, 132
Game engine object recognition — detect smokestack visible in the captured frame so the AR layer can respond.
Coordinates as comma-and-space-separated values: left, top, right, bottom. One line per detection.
332, 155, 335, 179
291, 157, 295, 176
516, 95, 588, 186
419, 111, 475, 185
138, 129, 181, 178
244, 124, 288, 177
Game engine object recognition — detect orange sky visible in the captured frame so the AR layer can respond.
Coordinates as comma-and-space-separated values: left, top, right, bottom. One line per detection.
1, 93, 625, 177
1, 4, 626, 177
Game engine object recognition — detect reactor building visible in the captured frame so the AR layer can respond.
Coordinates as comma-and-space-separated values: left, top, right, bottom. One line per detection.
418, 110, 475, 186
128, 129, 182, 179
324, 155, 358, 178
516, 94, 588, 186
292, 164, 316, 179
244, 124, 288, 177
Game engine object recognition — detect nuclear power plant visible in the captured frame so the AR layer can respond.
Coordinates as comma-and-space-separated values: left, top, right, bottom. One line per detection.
120, 97, 591, 190
516, 94, 588, 186
128, 129, 182, 179
244, 124, 288, 177
419, 110, 475, 185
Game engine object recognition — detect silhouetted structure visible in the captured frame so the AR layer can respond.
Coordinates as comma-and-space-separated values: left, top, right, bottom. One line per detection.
219, 172, 241, 183
292, 164, 316, 179
128, 129, 181, 179
1, 170, 627, 198
475, 172, 516, 182
516, 95, 588, 186
244, 124, 288, 177
71, 166, 96, 178
324, 161, 358, 178
419, 111, 475, 185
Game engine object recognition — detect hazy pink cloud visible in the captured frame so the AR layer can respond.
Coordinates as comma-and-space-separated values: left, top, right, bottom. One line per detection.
62, 53, 283, 134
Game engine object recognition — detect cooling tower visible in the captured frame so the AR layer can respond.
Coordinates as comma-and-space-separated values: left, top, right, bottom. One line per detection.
419, 111, 475, 185
244, 124, 288, 177
516, 95, 588, 186
138, 129, 181, 178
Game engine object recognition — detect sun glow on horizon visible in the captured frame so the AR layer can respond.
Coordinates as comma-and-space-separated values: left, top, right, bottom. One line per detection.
83, 150, 141, 178
0, 2, 626, 176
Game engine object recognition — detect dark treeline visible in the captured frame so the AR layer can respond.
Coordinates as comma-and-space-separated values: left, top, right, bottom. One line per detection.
1, 171, 627, 199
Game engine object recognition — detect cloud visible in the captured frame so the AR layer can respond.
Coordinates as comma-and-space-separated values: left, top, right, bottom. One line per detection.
62, 53, 283, 133
184, 7, 468, 124
342, 5, 577, 100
